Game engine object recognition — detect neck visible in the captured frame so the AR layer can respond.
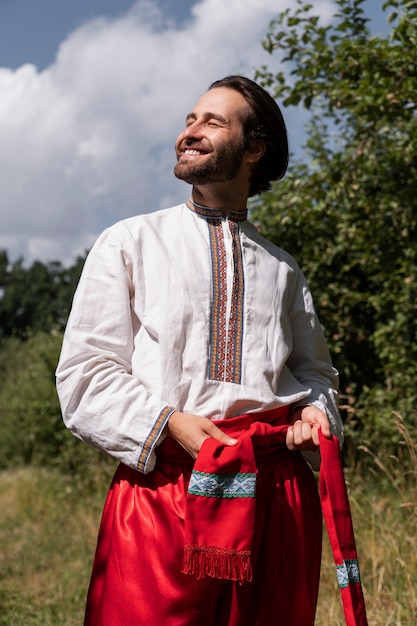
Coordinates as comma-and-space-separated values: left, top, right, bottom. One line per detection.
191, 184, 248, 217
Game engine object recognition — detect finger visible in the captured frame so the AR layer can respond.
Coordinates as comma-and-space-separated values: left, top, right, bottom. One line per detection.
302, 420, 314, 442
204, 421, 238, 446
301, 407, 331, 439
292, 420, 307, 447
286, 425, 295, 450
311, 423, 321, 447
292, 421, 319, 450
302, 422, 322, 449
314, 414, 331, 438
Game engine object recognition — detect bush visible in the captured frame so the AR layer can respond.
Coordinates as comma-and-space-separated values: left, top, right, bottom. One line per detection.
0, 332, 114, 482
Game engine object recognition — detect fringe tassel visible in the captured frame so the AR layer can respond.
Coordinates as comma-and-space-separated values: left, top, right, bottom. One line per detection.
182, 544, 253, 583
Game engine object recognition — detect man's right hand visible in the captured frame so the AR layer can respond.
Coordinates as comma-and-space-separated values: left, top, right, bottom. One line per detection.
166, 411, 238, 459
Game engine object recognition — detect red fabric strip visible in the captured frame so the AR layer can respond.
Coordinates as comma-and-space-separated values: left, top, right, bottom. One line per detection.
319, 430, 368, 626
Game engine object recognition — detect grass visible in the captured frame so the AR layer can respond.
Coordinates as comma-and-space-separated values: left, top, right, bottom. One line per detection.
0, 415, 416, 625
317, 482, 416, 625
0, 462, 116, 626
316, 413, 417, 625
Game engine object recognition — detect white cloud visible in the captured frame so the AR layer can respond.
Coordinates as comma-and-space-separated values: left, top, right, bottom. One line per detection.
0, 0, 335, 265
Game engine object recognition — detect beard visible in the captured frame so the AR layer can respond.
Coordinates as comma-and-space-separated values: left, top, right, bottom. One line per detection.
174, 138, 247, 185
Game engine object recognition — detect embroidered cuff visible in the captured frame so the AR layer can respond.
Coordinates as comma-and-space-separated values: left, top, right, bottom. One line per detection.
136, 405, 176, 473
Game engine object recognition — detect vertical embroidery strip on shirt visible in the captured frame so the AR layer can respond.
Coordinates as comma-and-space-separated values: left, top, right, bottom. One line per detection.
228, 221, 244, 384
207, 220, 244, 384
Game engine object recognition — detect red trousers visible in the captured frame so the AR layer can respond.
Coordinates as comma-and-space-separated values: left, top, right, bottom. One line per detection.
85, 439, 322, 625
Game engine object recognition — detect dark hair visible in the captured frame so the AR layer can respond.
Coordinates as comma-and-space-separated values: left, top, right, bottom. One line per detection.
209, 75, 289, 197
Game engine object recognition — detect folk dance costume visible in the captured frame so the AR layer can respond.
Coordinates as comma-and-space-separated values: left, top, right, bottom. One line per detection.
57, 201, 362, 625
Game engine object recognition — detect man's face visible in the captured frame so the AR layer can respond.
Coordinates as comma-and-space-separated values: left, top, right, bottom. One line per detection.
174, 87, 249, 186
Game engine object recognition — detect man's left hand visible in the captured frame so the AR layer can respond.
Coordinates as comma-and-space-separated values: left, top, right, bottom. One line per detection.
286, 405, 331, 452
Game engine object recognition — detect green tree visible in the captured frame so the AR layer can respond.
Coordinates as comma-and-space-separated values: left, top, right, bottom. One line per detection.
253, 0, 417, 461
0, 252, 86, 338
0, 331, 114, 479
0, 332, 66, 468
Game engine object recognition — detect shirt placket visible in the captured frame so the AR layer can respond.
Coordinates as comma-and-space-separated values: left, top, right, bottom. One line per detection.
222, 219, 244, 384
207, 217, 244, 385
222, 219, 235, 379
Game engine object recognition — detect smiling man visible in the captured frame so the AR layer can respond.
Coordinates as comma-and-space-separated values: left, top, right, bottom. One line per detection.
56, 75, 343, 625
174, 88, 250, 187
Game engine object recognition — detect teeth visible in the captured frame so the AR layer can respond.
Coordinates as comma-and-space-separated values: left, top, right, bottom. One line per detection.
185, 149, 202, 155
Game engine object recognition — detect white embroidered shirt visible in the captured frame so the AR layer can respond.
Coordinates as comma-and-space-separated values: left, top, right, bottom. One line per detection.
56, 202, 342, 473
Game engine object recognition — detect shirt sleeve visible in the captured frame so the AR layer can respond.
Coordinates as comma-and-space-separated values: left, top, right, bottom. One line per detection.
56, 225, 176, 474
286, 268, 344, 447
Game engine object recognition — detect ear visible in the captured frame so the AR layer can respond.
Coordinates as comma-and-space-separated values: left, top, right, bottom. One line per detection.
245, 140, 266, 165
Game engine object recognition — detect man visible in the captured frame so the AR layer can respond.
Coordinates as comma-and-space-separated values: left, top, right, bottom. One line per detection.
56, 75, 343, 625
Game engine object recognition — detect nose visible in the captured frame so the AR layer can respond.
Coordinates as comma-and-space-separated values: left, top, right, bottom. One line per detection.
183, 119, 203, 140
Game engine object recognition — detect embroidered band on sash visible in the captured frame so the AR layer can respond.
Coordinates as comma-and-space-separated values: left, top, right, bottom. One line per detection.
336, 559, 362, 588
188, 470, 256, 499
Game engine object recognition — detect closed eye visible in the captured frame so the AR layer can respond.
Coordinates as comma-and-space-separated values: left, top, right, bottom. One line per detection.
185, 112, 228, 127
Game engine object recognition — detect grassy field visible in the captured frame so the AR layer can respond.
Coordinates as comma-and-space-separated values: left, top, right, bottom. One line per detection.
0, 421, 416, 625
0, 466, 108, 626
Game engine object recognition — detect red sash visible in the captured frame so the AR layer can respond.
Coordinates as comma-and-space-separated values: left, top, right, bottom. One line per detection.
319, 430, 368, 626
182, 407, 289, 583
182, 410, 368, 626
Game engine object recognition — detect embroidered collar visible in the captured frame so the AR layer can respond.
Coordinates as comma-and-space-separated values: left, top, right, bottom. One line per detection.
186, 198, 248, 222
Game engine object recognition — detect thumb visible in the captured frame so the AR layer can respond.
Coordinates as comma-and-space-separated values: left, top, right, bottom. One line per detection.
317, 414, 332, 439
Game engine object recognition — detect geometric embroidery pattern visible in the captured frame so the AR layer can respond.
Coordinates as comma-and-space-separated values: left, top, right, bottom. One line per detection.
136, 405, 176, 472
207, 219, 244, 384
186, 199, 248, 223
227, 221, 245, 384
188, 470, 256, 499
207, 219, 228, 382
336, 559, 361, 588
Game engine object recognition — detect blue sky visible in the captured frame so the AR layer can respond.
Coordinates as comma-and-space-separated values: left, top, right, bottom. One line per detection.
0, 1, 197, 69
0, 0, 389, 264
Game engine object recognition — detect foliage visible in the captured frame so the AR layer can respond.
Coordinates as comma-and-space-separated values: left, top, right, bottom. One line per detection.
0, 332, 114, 478
0, 250, 93, 473
253, 0, 417, 461
0, 250, 86, 338
0, 332, 63, 469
